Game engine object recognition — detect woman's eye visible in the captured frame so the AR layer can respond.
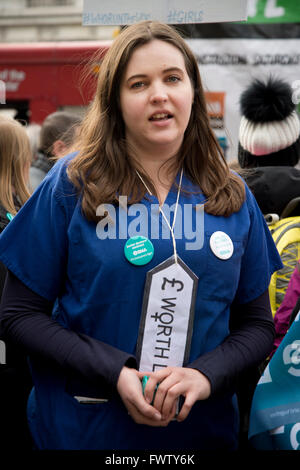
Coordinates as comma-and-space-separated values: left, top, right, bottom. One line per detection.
167, 75, 180, 83
131, 81, 145, 89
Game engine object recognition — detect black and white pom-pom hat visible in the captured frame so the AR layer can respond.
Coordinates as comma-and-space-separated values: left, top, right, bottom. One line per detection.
238, 76, 300, 168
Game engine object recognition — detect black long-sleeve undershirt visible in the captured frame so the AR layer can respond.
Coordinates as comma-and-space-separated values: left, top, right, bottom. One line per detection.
0, 270, 275, 397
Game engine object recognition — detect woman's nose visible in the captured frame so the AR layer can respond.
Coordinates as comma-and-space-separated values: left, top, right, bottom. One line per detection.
149, 84, 168, 104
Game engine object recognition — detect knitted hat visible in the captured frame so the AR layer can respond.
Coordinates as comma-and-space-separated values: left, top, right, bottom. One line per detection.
238, 77, 300, 168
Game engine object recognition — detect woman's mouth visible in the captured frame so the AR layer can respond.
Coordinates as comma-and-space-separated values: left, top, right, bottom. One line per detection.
149, 113, 173, 121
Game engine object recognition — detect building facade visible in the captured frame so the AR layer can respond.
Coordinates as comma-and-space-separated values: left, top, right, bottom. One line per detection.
0, 0, 118, 42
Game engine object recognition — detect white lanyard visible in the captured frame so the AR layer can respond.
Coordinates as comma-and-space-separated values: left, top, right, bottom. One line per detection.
136, 168, 183, 263
135, 168, 198, 376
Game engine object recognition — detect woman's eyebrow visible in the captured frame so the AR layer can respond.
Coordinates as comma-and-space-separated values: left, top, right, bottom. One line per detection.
126, 67, 184, 83
162, 67, 184, 74
126, 74, 147, 83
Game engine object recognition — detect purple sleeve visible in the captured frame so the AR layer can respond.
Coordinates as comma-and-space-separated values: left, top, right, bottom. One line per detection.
187, 289, 275, 395
271, 263, 300, 357
0, 271, 137, 393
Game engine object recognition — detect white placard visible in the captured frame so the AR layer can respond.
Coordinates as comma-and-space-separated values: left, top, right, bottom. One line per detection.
83, 0, 248, 26
137, 256, 198, 373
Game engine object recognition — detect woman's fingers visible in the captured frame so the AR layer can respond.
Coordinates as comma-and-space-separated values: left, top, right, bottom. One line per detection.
158, 380, 187, 418
119, 366, 211, 426
125, 399, 170, 427
152, 375, 180, 416
143, 367, 212, 421
131, 393, 162, 421
176, 393, 196, 422
145, 367, 185, 415
117, 366, 175, 426
143, 372, 169, 405
142, 367, 175, 406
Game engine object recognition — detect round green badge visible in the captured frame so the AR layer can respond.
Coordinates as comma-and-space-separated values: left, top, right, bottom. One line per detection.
124, 236, 154, 266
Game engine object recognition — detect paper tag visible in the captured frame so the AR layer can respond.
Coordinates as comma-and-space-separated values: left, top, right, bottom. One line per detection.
136, 255, 198, 372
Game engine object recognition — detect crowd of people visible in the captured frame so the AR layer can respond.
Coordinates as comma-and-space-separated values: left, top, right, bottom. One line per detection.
0, 110, 81, 450
0, 20, 299, 452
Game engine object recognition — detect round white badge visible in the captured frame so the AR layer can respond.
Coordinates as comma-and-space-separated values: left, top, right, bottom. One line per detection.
209, 231, 234, 260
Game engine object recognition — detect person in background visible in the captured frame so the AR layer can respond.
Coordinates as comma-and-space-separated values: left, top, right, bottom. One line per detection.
0, 115, 33, 450
237, 76, 300, 218
30, 111, 81, 191
238, 76, 300, 350
269, 261, 300, 358
25, 123, 41, 164
236, 77, 300, 446
0, 21, 282, 451
0, 116, 32, 224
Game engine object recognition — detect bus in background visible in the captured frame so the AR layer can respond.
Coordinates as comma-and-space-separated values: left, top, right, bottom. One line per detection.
0, 41, 111, 123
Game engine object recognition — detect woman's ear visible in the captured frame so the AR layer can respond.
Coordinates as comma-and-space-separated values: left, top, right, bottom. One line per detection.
52, 140, 68, 158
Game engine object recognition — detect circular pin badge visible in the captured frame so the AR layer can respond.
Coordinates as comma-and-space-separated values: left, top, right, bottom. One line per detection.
209, 231, 234, 260
124, 236, 154, 266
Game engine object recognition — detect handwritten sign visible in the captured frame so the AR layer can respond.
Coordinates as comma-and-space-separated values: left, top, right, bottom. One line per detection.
83, 0, 248, 26
136, 255, 198, 373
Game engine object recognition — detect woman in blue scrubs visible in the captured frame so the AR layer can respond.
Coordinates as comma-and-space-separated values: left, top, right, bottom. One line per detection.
0, 21, 282, 450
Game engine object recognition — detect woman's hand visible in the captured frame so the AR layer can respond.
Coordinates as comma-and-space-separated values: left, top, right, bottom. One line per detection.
143, 367, 211, 422
116, 366, 174, 427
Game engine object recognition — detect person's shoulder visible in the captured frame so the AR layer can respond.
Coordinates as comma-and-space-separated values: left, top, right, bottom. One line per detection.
46, 151, 77, 177
229, 168, 252, 195
33, 152, 80, 212
42, 152, 77, 190
229, 168, 259, 216
240, 165, 300, 184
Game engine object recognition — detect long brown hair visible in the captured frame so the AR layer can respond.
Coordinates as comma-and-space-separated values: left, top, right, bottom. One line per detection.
0, 116, 31, 215
68, 21, 245, 221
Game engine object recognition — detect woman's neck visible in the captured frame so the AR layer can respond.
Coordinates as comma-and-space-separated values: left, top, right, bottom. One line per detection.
136, 156, 177, 205
128, 139, 181, 204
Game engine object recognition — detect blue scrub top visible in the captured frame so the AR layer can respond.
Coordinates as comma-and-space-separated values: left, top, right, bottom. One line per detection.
0, 154, 282, 450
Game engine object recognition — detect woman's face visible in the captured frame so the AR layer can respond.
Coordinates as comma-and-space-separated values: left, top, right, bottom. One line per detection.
120, 39, 194, 157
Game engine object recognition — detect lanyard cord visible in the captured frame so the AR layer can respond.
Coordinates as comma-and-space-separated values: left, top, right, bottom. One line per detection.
136, 168, 183, 264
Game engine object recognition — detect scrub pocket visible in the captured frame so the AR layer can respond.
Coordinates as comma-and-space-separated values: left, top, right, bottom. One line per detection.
202, 232, 243, 302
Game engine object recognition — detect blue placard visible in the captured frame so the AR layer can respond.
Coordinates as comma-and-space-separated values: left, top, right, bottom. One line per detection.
249, 310, 300, 450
